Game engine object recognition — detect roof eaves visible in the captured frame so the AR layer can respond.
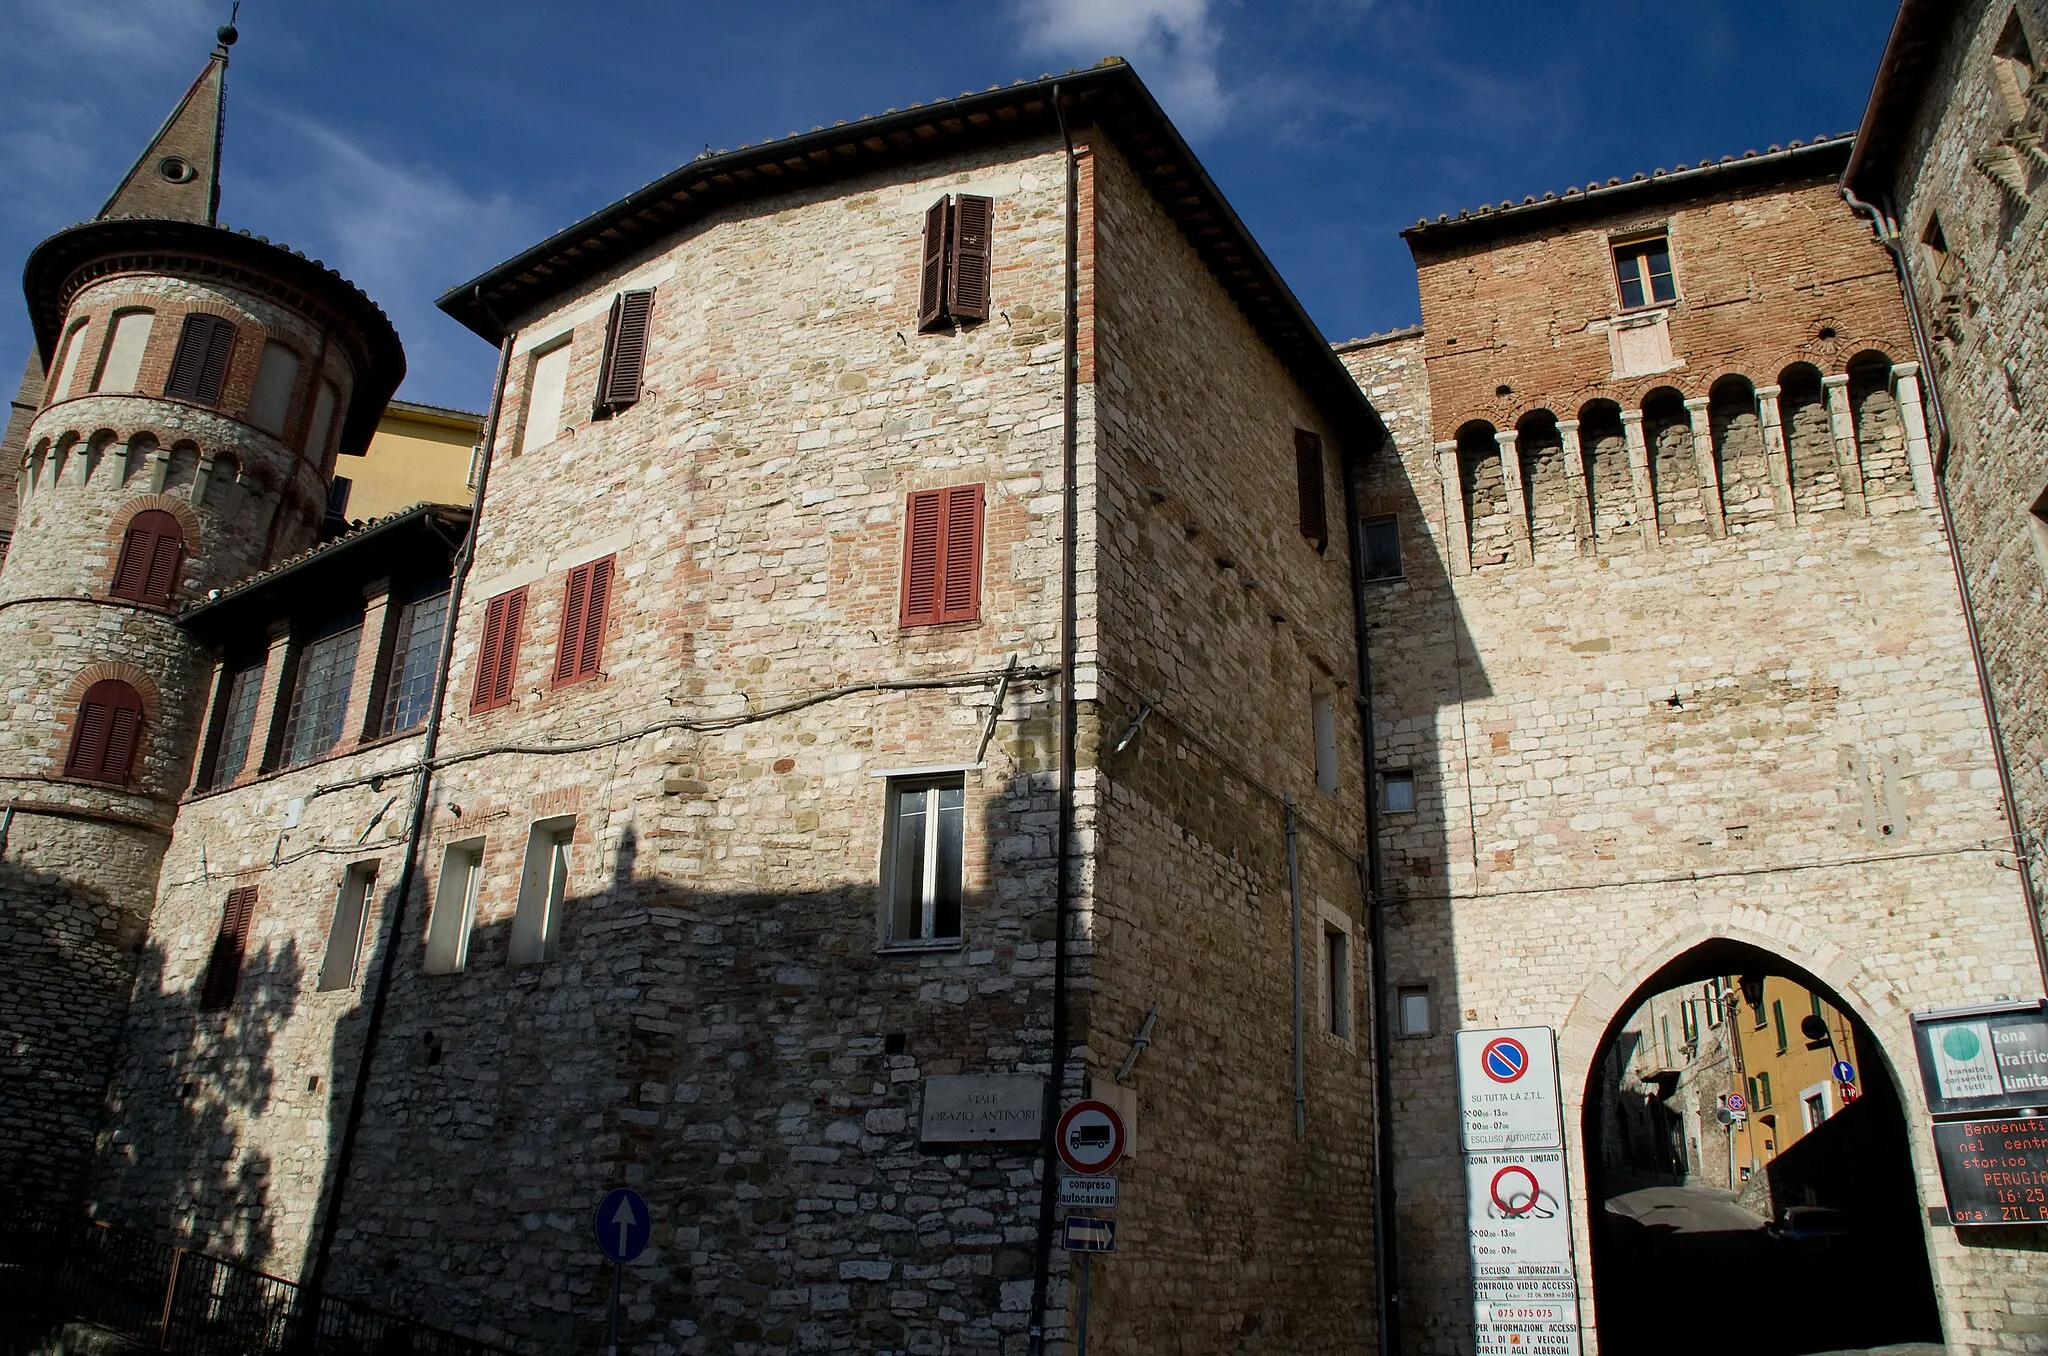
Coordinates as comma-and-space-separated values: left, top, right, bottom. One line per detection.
179, 502, 470, 626
1403, 135, 1856, 248
1844, 0, 1967, 191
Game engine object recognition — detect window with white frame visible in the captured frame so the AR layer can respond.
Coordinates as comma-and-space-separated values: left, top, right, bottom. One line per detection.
1324, 924, 1352, 1038
1397, 984, 1433, 1037
510, 817, 573, 965
318, 861, 377, 992
1313, 694, 1340, 795
884, 776, 964, 944
424, 838, 484, 975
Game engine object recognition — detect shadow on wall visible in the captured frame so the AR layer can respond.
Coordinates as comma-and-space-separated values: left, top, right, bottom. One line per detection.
0, 856, 149, 1222
1353, 430, 1492, 1356
306, 798, 1071, 1353
88, 922, 300, 1269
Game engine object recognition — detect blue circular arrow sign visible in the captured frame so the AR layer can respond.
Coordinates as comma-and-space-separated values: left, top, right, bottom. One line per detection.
1832, 1060, 1855, 1085
595, 1187, 651, 1263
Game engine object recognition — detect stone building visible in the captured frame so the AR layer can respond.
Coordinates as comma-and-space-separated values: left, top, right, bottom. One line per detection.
43, 55, 1392, 1356
0, 28, 405, 1219
1845, 0, 2048, 983
1337, 133, 2043, 1355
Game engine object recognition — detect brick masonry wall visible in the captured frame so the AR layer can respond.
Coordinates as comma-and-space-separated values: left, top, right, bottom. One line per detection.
1883, 0, 2048, 967
1341, 317, 2046, 1356
1085, 138, 1378, 1350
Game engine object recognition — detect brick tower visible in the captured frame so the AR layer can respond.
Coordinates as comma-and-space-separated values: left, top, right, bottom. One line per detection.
0, 26, 403, 1216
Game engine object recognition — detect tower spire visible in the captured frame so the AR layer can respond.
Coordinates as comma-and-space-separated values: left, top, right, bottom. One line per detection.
96, 17, 236, 226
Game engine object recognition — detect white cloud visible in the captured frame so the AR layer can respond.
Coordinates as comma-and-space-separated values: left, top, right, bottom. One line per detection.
1016, 0, 1230, 133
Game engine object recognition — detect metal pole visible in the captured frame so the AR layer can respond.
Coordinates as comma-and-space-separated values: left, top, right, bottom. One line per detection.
603, 1258, 621, 1356
1075, 1252, 1093, 1356
1286, 793, 1305, 1140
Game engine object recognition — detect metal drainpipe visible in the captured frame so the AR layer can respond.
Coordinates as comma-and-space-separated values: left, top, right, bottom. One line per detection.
301, 327, 514, 1311
1342, 442, 1401, 1356
1026, 82, 1082, 1356
1842, 184, 2048, 992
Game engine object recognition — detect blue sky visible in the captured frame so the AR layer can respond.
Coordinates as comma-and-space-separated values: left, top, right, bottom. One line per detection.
0, 0, 1897, 413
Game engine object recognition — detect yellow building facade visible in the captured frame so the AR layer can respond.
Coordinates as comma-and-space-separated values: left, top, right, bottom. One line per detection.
331, 397, 479, 523
1731, 975, 1862, 1177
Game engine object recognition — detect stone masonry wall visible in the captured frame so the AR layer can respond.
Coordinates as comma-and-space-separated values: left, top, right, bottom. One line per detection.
1087, 140, 1378, 1350
1340, 319, 2045, 1356
307, 140, 1084, 1356
1885, 0, 2048, 964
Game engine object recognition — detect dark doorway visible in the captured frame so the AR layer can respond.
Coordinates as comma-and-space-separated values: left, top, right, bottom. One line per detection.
1583, 940, 1942, 1356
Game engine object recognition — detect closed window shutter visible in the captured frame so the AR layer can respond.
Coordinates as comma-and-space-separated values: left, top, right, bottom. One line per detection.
65, 680, 145, 781
111, 510, 185, 604
918, 197, 950, 333
595, 291, 654, 416
471, 588, 527, 713
167, 315, 235, 405
938, 484, 983, 622
1295, 429, 1328, 552
554, 556, 614, 684
196, 317, 234, 405
199, 886, 259, 1011
947, 195, 993, 323
900, 489, 944, 625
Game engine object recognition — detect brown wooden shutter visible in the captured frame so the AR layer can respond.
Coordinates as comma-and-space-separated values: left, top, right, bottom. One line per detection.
595, 290, 654, 416
167, 315, 234, 405
65, 679, 145, 781
198, 886, 259, 1011
1295, 429, 1328, 552
112, 510, 186, 604
947, 195, 993, 324
901, 489, 944, 625
553, 556, 614, 684
196, 317, 234, 405
917, 197, 950, 333
937, 483, 983, 622
471, 587, 527, 713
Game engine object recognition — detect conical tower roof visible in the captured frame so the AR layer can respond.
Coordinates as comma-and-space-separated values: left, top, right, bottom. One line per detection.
96, 34, 231, 224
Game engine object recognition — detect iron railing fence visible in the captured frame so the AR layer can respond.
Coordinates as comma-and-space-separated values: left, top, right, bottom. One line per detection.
0, 1212, 509, 1356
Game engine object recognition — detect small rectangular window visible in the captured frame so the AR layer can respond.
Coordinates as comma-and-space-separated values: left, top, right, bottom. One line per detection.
1804, 1092, 1827, 1131
380, 591, 449, 737
206, 656, 265, 790
318, 863, 377, 992
1383, 771, 1416, 814
510, 817, 573, 965
521, 339, 572, 454
885, 777, 965, 945
899, 485, 983, 627
1325, 926, 1351, 1038
424, 838, 484, 975
198, 885, 259, 1011
1746, 1076, 1760, 1108
1758, 1071, 1773, 1108
53, 321, 91, 401
1361, 516, 1402, 580
1295, 429, 1328, 551
280, 624, 362, 767
324, 476, 353, 528
471, 587, 528, 714
1398, 985, 1432, 1036
1612, 236, 1677, 309
553, 556, 615, 686
1772, 999, 1787, 1053
917, 194, 995, 332
95, 311, 154, 394
1313, 694, 1340, 794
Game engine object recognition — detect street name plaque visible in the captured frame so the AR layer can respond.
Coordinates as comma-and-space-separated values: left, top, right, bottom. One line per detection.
918, 1074, 1044, 1143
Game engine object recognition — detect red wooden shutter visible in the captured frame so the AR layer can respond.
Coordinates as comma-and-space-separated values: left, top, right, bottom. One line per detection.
1295, 429, 1328, 552
552, 555, 614, 684
595, 291, 654, 416
900, 489, 944, 625
947, 195, 993, 324
471, 587, 527, 713
917, 197, 950, 333
65, 680, 145, 781
112, 510, 186, 604
937, 484, 983, 622
199, 886, 259, 1011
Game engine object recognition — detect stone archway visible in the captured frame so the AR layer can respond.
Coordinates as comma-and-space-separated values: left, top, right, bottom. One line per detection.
1566, 936, 1942, 1356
